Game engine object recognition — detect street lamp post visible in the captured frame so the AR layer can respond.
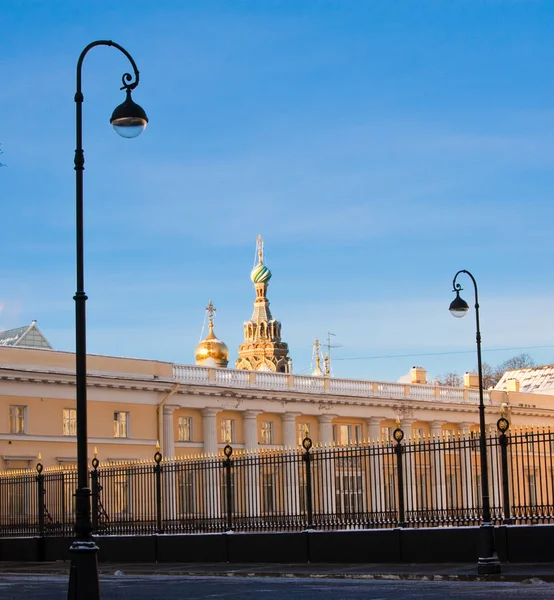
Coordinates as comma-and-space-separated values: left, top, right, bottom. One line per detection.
449, 269, 501, 575
68, 40, 148, 600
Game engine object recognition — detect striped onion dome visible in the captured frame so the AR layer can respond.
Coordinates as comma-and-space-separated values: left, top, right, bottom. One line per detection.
250, 261, 272, 284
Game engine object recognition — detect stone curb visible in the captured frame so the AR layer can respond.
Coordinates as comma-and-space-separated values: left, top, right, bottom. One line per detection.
1, 567, 553, 584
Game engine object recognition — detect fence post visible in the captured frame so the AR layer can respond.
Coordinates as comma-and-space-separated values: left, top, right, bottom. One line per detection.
36, 456, 45, 537
90, 450, 100, 532
223, 444, 234, 531
302, 437, 314, 529
154, 444, 163, 534
394, 427, 405, 528
497, 416, 512, 525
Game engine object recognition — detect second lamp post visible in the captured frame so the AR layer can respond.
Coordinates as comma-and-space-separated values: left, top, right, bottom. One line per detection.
449, 269, 501, 575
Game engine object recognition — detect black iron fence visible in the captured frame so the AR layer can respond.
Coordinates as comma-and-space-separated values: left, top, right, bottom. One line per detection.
1, 419, 553, 538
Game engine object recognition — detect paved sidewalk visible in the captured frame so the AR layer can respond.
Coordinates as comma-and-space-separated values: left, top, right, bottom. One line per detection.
0, 561, 553, 582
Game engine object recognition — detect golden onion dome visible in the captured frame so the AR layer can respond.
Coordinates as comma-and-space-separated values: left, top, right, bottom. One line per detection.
195, 321, 229, 368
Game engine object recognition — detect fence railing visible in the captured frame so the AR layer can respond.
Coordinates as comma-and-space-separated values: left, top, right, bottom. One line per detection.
1, 420, 552, 538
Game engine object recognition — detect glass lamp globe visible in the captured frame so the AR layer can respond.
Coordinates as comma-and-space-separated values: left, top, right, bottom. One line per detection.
110, 90, 148, 139
449, 292, 469, 318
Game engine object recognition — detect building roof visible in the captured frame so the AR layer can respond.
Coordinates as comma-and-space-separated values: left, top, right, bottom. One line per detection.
0, 321, 52, 349
495, 364, 554, 394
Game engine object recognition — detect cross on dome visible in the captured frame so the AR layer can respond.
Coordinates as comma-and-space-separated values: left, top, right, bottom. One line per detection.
206, 300, 216, 327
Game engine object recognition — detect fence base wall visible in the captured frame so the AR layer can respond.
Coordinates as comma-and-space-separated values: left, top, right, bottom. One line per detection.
308, 530, 401, 563
0, 526, 551, 564
505, 525, 554, 563
157, 534, 227, 563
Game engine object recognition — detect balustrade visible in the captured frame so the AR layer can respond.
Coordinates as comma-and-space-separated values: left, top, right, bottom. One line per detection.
172, 365, 490, 404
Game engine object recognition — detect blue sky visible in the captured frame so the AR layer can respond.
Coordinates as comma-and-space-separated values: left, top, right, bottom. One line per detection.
2, 1, 554, 382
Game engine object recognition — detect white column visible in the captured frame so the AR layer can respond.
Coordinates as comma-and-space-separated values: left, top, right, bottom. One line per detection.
367, 417, 384, 515
202, 408, 219, 455
282, 412, 300, 448
243, 410, 262, 517
459, 422, 476, 515
487, 424, 501, 517
318, 414, 334, 445
282, 413, 300, 515
201, 408, 220, 518
163, 405, 178, 458
244, 410, 261, 450
317, 414, 336, 515
431, 421, 447, 513
162, 405, 179, 521
401, 418, 417, 518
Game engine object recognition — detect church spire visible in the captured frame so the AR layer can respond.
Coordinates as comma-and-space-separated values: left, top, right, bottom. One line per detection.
236, 236, 291, 373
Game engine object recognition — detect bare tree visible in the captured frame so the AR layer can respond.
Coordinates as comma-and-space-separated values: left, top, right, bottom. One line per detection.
498, 353, 535, 373
433, 371, 464, 387
434, 353, 536, 389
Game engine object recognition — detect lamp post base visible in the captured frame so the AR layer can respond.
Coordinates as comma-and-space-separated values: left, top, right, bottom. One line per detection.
67, 540, 100, 600
477, 523, 501, 575
477, 556, 502, 575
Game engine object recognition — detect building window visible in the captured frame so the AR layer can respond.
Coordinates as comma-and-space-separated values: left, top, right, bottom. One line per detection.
114, 412, 129, 438
9, 406, 26, 434
178, 416, 193, 442
113, 469, 131, 516
335, 472, 364, 514
220, 419, 235, 444
62, 408, 77, 436
297, 422, 311, 445
381, 426, 393, 443
333, 424, 362, 446
261, 471, 277, 514
261, 421, 274, 445
178, 471, 196, 516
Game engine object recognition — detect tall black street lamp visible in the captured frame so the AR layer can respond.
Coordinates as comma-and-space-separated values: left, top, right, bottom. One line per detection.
68, 40, 148, 600
449, 269, 501, 575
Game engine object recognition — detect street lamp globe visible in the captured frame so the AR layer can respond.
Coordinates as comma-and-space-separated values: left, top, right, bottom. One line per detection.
110, 89, 148, 138
449, 291, 470, 318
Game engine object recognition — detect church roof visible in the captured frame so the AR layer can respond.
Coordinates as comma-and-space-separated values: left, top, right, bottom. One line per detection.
0, 321, 52, 349
495, 364, 554, 394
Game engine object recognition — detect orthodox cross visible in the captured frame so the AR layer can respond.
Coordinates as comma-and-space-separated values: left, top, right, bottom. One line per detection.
256, 234, 264, 263
206, 300, 216, 327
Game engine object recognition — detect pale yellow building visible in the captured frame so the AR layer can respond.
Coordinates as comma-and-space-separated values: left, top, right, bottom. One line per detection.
2, 340, 554, 472
1, 237, 554, 472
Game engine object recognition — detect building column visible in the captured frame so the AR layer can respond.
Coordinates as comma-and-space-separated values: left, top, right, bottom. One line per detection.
243, 410, 262, 518
282, 413, 301, 515
430, 421, 447, 514
318, 414, 335, 445
202, 408, 219, 455
244, 410, 261, 450
162, 405, 179, 521
201, 408, 220, 518
487, 423, 501, 519
162, 405, 178, 459
459, 422, 476, 515
400, 418, 417, 519
318, 414, 337, 515
367, 417, 384, 515
282, 412, 300, 448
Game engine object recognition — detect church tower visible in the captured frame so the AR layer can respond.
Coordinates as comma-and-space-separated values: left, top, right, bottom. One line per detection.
236, 236, 291, 372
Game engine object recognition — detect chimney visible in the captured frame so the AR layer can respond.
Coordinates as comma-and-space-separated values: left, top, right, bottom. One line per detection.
410, 366, 427, 384
464, 372, 479, 389
505, 378, 520, 393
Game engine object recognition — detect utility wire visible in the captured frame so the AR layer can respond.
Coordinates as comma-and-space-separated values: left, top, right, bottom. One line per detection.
333, 344, 554, 362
